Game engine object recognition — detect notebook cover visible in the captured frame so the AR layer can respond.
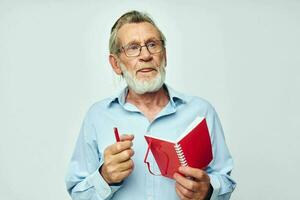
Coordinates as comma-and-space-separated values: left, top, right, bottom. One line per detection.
177, 118, 213, 170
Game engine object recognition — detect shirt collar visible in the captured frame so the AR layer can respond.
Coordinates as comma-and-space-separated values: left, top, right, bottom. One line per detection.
106, 84, 187, 108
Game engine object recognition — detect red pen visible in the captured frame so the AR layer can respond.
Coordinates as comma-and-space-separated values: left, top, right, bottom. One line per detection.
114, 127, 120, 142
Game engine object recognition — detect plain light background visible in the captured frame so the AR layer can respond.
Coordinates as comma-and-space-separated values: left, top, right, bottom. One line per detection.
1, 0, 299, 199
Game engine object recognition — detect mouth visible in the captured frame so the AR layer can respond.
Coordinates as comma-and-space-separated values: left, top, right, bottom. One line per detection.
137, 67, 157, 74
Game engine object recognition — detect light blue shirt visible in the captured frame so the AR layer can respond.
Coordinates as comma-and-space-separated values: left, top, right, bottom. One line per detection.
65, 84, 236, 200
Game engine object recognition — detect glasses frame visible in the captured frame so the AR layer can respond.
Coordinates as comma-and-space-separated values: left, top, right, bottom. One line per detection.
119, 39, 165, 57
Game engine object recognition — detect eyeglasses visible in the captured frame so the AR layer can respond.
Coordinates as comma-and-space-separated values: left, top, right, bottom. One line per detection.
119, 40, 164, 57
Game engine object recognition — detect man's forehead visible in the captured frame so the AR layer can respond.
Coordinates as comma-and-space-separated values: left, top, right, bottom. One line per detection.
117, 22, 161, 45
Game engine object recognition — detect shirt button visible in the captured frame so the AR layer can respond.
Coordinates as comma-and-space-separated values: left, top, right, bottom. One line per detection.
103, 187, 110, 197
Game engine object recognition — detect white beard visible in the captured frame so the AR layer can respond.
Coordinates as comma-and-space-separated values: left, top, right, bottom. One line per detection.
119, 60, 166, 94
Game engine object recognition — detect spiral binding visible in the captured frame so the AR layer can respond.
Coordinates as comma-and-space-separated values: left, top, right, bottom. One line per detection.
174, 143, 188, 166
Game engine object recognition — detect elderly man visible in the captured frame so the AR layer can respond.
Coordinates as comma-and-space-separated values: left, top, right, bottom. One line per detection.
65, 10, 236, 200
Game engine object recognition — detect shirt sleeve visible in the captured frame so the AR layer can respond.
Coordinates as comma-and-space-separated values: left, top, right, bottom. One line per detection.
65, 114, 122, 200
206, 107, 236, 200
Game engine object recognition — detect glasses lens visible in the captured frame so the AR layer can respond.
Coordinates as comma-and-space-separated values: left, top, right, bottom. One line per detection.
125, 44, 140, 57
147, 41, 163, 54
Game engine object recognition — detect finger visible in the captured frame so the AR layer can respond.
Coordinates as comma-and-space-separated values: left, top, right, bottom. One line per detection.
173, 172, 200, 192
110, 168, 134, 184
175, 186, 190, 200
113, 149, 135, 163
179, 166, 210, 182
120, 134, 134, 141
175, 182, 194, 199
116, 159, 134, 172
107, 140, 133, 155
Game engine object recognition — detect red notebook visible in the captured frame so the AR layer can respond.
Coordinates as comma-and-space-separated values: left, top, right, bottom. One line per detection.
144, 117, 213, 179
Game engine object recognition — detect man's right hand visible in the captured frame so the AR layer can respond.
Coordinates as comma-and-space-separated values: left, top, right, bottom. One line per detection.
100, 134, 135, 184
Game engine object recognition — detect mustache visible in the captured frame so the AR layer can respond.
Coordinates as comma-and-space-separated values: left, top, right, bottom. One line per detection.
136, 62, 165, 71
118, 59, 166, 73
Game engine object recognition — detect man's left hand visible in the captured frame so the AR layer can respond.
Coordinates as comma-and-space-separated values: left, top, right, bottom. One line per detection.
173, 166, 212, 200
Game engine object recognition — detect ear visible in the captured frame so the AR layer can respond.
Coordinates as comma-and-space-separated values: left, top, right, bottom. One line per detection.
109, 54, 122, 75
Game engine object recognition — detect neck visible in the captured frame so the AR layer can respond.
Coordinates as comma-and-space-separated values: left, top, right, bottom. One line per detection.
126, 86, 169, 109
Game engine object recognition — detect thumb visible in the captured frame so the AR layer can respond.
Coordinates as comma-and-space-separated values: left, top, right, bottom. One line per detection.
120, 134, 134, 141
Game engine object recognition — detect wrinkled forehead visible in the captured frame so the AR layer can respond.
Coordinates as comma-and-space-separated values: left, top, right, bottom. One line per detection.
117, 22, 161, 46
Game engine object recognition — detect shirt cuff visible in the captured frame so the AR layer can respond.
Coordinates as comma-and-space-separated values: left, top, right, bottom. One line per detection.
87, 167, 122, 199
208, 174, 221, 200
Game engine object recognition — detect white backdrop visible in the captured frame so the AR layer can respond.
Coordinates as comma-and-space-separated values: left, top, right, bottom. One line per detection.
1, 0, 299, 199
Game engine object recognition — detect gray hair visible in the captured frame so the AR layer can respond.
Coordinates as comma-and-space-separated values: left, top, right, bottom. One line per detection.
109, 10, 166, 55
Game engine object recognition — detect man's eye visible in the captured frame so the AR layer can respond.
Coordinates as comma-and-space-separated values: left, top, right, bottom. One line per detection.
127, 44, 140, 50
147, 42, 157, 48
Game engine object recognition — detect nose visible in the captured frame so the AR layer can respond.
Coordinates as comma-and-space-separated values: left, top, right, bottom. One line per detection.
139, 46, 152, 61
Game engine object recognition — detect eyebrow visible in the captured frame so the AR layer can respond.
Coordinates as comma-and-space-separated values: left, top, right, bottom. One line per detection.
124, 37, 160, 46
124, 40, 140, 46
145, 37, 160, 43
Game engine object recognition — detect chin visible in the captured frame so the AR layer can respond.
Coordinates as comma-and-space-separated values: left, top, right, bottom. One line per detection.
136, 75, 157, 82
